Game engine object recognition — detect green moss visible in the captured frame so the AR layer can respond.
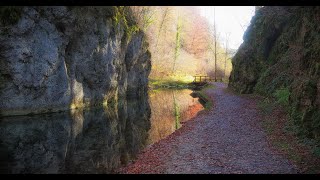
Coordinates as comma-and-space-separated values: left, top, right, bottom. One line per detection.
194, 85, 215, 110
258, 96, 320, 173
113, 6, 140, 41
273, 87, 290, 106
254, 67, 292, 99
0, 6, 23, 26
231, 6, 320, 148
106, 96, 118, 109
149, 79, 195, 90
113, 6, 123, 26
254, 69, 271, 96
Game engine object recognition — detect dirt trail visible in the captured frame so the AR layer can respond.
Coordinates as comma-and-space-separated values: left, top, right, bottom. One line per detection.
118, 82, 298, 174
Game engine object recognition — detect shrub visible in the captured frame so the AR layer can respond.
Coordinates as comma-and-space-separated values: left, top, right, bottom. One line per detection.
273, 87, 290, 106
113, 6, 139, 41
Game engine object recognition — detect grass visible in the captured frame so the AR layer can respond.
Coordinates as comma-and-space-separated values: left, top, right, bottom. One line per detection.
149, 75, 216, 111
150, 74, 217, 116
149, 79, 194, 89
273, 87, 290, 106
149, 75, 195, 90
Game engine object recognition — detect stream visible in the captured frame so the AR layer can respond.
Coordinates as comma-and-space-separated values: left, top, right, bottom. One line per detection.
0, 89, 204, 173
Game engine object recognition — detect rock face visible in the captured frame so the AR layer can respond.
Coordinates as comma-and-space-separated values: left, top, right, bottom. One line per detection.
0, 6, 151, 116
229, 7, 320, 140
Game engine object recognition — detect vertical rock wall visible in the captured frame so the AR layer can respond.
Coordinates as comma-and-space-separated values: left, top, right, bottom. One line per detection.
0, 6, 151, 116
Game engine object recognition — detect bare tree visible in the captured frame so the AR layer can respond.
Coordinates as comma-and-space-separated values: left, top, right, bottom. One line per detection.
172, 15, 182, 74
130, 6, 155, 31
155, 7, 170, 48
205, 13, 221, 80
214, 7, 217, 81
224, 32, 230, 79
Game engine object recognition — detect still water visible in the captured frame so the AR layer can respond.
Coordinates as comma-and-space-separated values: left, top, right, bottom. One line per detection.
0, 89, 204, 173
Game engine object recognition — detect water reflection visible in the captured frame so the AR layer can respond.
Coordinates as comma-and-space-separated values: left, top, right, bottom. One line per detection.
147, 89, 204, 145
0, 95, 151, 174
0, 89, 203, 174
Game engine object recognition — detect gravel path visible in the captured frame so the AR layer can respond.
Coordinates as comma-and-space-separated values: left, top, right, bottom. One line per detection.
118, 82, 298, 174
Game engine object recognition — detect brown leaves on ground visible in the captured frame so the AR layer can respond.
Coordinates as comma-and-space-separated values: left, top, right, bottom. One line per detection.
261, 104, 320, 173
117, 82, 318, 174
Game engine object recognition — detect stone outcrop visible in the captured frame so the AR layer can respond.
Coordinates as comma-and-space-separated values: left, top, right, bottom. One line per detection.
0, 6, 151, 116
229, 6, 320, 140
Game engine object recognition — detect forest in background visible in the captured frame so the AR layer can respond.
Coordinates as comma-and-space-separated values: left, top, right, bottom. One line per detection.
130, 6, 233, 84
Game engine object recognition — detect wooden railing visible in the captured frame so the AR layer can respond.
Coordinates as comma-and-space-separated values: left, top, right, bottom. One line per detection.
193, 75, 223, 83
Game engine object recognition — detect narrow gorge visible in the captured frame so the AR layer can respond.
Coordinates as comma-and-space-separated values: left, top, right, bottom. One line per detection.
1, 6, 319, 174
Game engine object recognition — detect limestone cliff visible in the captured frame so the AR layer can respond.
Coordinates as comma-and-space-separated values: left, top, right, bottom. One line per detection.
229, 6, 320, 140
0, 6, 151, 116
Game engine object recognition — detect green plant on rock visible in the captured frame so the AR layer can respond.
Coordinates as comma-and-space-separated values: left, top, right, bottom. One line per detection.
132, 6, 155, 31
113, 6, 140, 41
196, 85, 214, 110
273, 87, 290, 106
113, 6, 124, 26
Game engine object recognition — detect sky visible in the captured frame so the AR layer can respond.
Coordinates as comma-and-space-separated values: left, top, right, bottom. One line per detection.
200, 6, 255, 50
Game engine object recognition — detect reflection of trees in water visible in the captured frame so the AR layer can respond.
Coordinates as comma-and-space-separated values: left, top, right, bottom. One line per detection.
0, 95, 151, 174
148, 89, 204, 145
172, 91, 181, 130
0, 89, 204, 173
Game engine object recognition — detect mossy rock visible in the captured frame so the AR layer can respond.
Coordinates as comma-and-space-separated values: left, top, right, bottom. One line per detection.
229, 6, 320, 143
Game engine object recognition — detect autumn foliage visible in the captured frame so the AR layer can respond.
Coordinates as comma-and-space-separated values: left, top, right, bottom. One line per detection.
130, 6, 233, 81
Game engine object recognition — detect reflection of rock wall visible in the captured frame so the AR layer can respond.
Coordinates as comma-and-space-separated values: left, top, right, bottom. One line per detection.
0, 113, 72, 174
0, 94, 150, 174
0, 7, 151, 116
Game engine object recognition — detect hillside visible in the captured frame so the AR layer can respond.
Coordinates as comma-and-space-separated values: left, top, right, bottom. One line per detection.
229, 6, 320, 141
